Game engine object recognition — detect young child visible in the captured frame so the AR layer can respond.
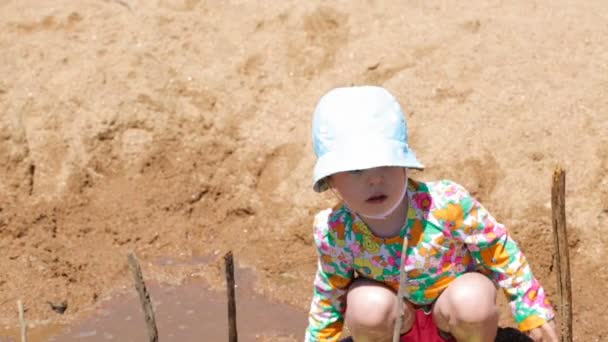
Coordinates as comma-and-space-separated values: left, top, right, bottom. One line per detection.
305, 86, 557, 342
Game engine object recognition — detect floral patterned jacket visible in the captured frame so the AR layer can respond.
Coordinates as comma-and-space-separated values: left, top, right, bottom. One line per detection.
305, 179, 554, 341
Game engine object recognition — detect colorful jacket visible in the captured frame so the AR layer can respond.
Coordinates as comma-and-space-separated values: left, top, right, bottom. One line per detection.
305, 179, 554, 341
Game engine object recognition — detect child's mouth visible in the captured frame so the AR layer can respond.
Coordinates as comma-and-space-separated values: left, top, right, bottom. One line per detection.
366, 194, 387, 204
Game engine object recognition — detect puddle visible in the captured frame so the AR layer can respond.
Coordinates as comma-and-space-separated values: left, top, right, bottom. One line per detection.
0, 259, 307, 342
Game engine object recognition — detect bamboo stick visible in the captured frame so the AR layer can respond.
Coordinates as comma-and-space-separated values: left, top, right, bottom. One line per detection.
127, 251, 159, 342
17, 300, 27, 342
392, 236, 410, 342
224, 251, 238, 342
551, 167, 573, 342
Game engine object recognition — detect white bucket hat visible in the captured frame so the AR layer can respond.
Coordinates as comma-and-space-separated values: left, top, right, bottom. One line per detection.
312, 86, 424, 192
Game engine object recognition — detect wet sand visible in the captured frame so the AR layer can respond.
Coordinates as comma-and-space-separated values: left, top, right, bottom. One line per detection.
1, 263, 306, 342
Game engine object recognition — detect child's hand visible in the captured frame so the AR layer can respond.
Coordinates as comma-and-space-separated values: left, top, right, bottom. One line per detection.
526, 320, 558, 342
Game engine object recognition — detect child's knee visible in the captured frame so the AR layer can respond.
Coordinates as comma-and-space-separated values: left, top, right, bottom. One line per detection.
345, 279, 414, 336
345, 281, 395, 330
439, 273, 498, 324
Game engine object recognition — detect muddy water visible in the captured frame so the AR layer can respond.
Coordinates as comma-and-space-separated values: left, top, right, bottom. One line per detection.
0, 258, 308, 341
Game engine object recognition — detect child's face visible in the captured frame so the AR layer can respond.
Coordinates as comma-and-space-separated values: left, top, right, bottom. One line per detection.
328, 167, 408, 218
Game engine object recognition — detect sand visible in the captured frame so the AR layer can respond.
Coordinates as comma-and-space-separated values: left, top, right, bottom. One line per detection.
1, 0, 607, 340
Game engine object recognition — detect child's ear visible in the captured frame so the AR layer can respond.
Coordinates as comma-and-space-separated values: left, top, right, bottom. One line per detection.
324, 177, 333, 189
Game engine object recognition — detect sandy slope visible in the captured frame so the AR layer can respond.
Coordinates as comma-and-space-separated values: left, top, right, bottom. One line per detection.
1, 0, 607, 340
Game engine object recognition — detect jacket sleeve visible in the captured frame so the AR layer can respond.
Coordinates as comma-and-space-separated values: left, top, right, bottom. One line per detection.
305, 209, 354, 341
449, 184, 555, 331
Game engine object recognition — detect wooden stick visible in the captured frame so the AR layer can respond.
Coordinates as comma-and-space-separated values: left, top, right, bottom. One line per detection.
127, 251, 159, 342
392, 236, 410, 342
224, 251, 238, 342
17, 300, 27, 342
551, 167, 573, 342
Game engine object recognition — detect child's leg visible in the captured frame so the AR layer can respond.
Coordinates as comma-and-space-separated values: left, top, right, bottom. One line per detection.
432, 273, 499, 342
345, 278, 415, 342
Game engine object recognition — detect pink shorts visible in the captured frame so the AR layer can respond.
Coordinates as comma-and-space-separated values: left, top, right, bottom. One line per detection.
400, 307, 453, 342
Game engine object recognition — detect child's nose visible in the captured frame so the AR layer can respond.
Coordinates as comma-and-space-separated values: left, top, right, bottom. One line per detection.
366, 169, 384, 185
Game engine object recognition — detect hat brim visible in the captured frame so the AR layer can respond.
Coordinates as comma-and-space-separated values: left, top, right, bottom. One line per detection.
312, 139, 424, 192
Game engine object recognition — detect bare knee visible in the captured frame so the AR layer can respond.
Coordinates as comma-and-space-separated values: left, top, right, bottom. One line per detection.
345, 280, 395, 331
433, 273, 498, 342
442, 273, 498, 323
345, 279, 412, 340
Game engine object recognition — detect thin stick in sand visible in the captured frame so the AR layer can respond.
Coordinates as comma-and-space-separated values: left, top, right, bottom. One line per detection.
17, 300, 27, 342
127, 251, 159, 342
392, 236, 410, 342
551, 167, 573, 342
224, 251, 238, 342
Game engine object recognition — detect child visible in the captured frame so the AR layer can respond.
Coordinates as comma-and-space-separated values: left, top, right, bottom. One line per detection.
304, 86, 557, 342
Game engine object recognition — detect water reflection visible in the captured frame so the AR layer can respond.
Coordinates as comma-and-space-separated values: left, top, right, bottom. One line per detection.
0, 258, 307, 342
